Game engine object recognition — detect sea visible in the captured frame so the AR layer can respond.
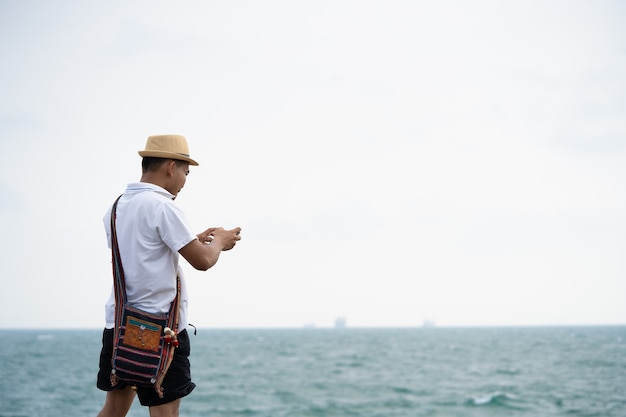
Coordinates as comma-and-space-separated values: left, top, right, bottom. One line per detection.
0, 326, 624, 417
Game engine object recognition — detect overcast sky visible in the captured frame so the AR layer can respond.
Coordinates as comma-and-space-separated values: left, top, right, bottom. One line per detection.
1, 0, 625, 329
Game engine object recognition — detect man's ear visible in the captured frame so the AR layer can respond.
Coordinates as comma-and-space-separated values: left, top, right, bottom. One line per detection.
165, 159, 176, 176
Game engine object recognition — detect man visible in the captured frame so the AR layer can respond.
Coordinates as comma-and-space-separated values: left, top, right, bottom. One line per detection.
96, 134, 241, 417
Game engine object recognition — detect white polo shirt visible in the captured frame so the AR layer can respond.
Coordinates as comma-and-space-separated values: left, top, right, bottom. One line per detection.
103, 182, 196, 331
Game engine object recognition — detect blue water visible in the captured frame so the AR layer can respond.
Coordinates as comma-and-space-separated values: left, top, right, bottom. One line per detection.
0, 327, 624, 416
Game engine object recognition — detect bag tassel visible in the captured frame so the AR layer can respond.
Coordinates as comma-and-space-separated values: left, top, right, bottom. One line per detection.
110, 330, 121, 387
154, 327, 179, 398
110, 369, 119, 386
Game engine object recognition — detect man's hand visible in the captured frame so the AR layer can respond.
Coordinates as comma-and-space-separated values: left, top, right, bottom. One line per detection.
211, 227, 242, 251
197, 228, 219, 244
197, 227, 241, 250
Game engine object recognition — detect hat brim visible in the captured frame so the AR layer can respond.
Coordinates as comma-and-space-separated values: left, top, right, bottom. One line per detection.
138, 150, 199, 166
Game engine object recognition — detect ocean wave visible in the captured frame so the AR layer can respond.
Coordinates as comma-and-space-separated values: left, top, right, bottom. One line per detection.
495, 367, 521, 375
465, 391, 526, 410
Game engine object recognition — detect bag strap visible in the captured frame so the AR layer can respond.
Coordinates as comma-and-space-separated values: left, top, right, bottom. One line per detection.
110, 196, 126, 335
110, 195, 180, 334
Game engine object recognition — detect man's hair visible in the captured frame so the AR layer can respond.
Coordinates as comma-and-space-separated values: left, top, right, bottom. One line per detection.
141, 157, 188, 173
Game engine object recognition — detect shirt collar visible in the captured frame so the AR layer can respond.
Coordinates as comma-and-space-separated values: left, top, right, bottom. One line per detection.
125, 182, 175, 199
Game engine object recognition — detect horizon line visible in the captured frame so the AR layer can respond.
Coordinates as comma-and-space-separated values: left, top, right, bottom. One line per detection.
2, 323, 625, 331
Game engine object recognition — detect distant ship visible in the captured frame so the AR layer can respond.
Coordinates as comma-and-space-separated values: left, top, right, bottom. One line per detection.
334, 317, 347, 329
422, 320, 436, 328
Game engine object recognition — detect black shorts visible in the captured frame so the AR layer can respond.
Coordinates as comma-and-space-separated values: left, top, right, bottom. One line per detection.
97, 328, 196, 406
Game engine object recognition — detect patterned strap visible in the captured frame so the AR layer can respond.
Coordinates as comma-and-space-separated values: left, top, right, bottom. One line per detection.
110, 196, 126, 343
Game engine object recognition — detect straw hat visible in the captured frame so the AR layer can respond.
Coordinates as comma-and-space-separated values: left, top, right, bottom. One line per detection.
138, 134, 199, 166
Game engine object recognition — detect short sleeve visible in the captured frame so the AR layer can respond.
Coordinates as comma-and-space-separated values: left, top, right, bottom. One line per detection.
155, 202, 197, 252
